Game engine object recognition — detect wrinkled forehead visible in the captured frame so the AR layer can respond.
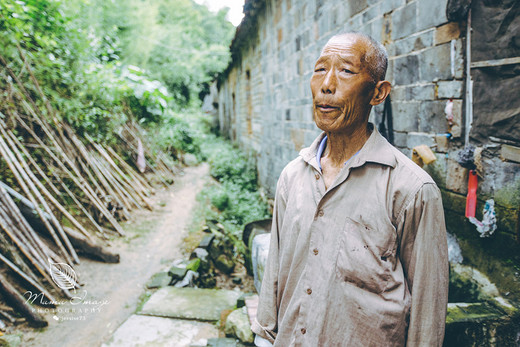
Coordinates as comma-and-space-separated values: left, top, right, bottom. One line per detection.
318, 34, 367, 64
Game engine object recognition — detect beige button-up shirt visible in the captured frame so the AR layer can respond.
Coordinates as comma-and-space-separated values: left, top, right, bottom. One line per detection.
252, 126, 449, 346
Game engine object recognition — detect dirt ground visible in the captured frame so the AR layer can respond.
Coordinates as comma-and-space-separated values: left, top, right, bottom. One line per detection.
21, 164, 210, 347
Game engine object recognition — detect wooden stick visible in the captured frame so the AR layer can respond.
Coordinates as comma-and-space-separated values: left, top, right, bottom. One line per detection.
92, 141, 152, 209
51, 172, 107, 237
63, 227, 119, 263
0, 130, 79, 264
0, 273, 48, 327
1, 128, 80, 264
0, 253, 57, 307
0, 133, 74, 265
106, 146, 154, 193
12, 113, 125, 235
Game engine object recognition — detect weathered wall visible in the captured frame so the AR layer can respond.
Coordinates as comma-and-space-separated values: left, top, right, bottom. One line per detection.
216, 0, 520, 256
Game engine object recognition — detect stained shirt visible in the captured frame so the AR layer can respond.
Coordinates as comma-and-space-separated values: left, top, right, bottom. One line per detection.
251, 125, 449, 347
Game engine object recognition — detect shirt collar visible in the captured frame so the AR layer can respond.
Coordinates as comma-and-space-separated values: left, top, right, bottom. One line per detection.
300, 123, 397, 170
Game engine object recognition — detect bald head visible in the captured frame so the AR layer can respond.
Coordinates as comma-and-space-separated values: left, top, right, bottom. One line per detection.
323, 32, 388, 83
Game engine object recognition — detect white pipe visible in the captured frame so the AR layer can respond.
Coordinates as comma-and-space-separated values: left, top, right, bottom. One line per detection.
465, 9, 473, 146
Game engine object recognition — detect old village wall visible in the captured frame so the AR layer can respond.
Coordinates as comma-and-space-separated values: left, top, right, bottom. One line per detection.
215, 0, 520, 260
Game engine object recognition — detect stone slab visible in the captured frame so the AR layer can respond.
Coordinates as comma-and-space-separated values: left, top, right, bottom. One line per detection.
501, 144, 520, 163
146, 271, 172, 289
102, 315, 218, 347
139, 287, 240, 321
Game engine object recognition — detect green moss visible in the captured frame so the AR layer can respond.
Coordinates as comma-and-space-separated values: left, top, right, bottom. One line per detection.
446, 303, 505, 324
494, 178, 520, 208
456, 236, 520, 306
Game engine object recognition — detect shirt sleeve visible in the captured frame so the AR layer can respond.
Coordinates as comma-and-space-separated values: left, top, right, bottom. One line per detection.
251, 172, 288, 344
398, 183, 449, 347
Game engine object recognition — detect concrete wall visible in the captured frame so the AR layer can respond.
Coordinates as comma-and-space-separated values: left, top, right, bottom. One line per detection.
216, 0, 520, 255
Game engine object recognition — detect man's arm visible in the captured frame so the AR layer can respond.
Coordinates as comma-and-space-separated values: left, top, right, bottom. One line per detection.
251, 173, 287, 344
398, 183, 449, 347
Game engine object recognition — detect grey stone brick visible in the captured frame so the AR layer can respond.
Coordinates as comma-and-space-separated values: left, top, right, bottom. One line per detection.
419, 43, 452, 82
437, 80, 464, 99
418, 100, 449, 133
394, 30, 434, 56
416, 0, 448, 32
348, 0, 369, 16
393, 131, 408, 147
362, 5, 380, 23
391, 86, 406, 101
393, 84, 435, 101
392, 101, 420, 132
370, 18, 383, 42
407, 132, 436, 149
380, 0, 406, 15
393, 54, 420, 85
385, 58, 394, 84
391, 2, 417, 40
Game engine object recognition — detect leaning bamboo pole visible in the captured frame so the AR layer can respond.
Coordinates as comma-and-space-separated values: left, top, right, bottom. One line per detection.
92, 141, 153, 209
0, 132, 75, 265
0, 253, 57, 306
13, 113, 125, 235
0, 128, 80, 264
51, 172, 107, 238
3, 131, 94, 240
106, 146, 154, 194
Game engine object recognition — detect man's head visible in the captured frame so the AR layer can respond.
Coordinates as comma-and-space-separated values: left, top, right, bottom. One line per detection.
310, 32, 391, 134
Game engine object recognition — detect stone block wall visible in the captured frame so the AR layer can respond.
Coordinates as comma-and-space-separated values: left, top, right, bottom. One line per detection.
216, 0, 520, 256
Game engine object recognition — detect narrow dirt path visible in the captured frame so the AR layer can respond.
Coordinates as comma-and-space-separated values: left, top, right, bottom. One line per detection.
22, 164, 209, 347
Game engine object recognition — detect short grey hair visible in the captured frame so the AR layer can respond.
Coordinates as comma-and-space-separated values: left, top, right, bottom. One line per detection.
328, 32, 388, 83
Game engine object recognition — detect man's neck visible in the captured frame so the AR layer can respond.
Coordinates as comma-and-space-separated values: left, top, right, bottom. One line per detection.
322, 123, 371, 168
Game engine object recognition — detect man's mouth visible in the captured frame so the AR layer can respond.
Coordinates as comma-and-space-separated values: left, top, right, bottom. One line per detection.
316, 104, 339, 112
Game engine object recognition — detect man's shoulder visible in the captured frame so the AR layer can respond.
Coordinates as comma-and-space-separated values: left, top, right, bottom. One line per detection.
386, 142, 438, 192
279, 155, 308, 182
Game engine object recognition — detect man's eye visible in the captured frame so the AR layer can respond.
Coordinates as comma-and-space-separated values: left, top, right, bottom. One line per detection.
342, 68, 353, 74
314, 67, 325, 72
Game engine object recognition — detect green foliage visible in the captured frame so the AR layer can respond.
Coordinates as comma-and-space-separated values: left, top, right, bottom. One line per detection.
0, 0, 234, 154
199, 135, 271, 244
114, 0, 235, 107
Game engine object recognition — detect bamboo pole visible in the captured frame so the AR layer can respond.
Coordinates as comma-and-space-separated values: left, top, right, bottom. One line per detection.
52, 172, 107, 238
0, 273, 48, 327
0, 132, 74, 265
93, 141, 153, 209
3, 131, 93, 240
0, 186, 49, 271
0, 253, 57, 307
106, 146, 154, 194
13, 113, 125, 235
1, 128, 80, 264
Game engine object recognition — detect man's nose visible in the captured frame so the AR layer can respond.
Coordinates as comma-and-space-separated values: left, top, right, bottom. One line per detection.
321, 69, 336, 94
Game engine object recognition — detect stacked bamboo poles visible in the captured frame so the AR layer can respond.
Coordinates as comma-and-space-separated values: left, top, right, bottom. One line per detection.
119, 122, 176, 185
0, 44, 176, 327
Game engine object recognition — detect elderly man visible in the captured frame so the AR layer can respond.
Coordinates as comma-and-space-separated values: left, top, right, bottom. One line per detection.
252, 32, 449, 346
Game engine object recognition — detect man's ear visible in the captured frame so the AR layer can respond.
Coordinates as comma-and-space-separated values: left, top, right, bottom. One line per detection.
370, 80, 391, 106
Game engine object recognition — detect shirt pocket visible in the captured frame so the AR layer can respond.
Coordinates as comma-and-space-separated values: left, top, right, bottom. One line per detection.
334, 217, 396, 294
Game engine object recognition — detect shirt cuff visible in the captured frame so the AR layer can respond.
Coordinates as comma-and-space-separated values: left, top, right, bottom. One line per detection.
251, 318, 276, 344
255, 335, 274, 347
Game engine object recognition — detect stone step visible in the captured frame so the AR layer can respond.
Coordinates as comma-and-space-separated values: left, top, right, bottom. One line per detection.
139, 287, 240, 321
102, 315, 218, 347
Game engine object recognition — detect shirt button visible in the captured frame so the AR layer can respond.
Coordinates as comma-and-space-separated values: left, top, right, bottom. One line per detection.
306, 288, 312, 295
313, 248, 319, 255
315, 174, 320, 180
301, 328, 306, 335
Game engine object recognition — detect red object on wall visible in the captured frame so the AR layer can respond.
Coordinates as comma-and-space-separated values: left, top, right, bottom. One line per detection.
465, 170, 478, 218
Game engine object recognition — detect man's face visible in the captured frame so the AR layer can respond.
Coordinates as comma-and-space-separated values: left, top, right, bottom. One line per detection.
310, 35, 376, 133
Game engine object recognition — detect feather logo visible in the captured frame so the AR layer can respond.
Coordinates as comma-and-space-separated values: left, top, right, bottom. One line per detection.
48, 258, 77, 290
